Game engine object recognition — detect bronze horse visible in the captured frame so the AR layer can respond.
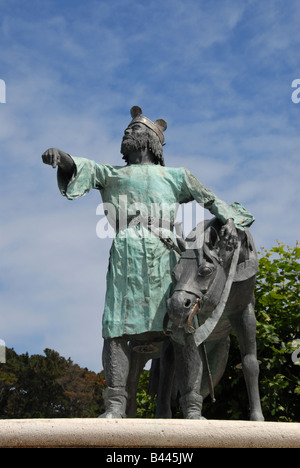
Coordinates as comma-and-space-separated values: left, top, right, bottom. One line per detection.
126, 217, 264, 421
166, 217, 264, 420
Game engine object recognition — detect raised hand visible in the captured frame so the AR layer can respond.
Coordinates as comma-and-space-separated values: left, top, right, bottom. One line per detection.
42, 147, 66, 168
220, 218, 239, 251
41, 148, 75, 176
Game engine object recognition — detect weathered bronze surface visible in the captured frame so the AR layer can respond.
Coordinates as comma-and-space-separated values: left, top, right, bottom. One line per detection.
42, 107, 261, 419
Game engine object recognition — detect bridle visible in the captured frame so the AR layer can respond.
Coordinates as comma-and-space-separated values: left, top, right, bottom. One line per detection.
165, 238, 241, 342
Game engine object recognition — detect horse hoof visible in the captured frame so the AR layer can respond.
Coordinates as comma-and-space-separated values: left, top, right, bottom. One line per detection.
98, 411, 126, 418
250, 411, 264, 421
185, 414, 207, 420
155, 412, 172, 419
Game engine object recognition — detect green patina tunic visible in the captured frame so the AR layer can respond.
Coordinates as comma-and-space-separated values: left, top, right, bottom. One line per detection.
57, 157, 254, 339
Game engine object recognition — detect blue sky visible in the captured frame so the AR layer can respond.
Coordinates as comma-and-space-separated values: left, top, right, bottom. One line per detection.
1, 0, 299, 372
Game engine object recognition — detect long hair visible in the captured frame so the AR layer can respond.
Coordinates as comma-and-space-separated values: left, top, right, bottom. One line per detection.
147, 128, 165, 166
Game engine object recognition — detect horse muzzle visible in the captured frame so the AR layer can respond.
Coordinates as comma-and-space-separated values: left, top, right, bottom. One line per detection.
167, 291, 201, 329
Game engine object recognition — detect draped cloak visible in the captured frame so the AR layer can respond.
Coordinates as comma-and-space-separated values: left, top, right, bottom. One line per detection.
57, 157, 254, 339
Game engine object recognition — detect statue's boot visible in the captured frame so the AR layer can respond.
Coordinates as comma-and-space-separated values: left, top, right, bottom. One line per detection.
98, 386, 128, 418
179, 391, 206, 420
99, 337, 130, 418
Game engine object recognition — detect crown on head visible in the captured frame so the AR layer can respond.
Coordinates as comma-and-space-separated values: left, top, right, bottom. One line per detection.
129, 106, 167, 145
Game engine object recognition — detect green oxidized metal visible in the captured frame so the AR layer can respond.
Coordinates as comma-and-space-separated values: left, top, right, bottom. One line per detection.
57, 157, 254, 339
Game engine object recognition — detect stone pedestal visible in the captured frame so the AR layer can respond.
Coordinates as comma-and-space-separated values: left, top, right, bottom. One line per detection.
0, 418, 299, 448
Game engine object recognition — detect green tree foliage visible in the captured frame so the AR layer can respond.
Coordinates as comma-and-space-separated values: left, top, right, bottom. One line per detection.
135, 370, 157, 418
0, 348, 105, 418
203, 242, 300, 422
255, 242, 299, 421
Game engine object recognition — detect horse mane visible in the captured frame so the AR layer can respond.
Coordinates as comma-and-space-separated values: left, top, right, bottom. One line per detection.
184, 217, 258, 281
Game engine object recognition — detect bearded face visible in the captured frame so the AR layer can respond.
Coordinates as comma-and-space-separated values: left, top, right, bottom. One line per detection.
120, 123, 164, 165
120, 132, 147, 156
121, 125, 149, 157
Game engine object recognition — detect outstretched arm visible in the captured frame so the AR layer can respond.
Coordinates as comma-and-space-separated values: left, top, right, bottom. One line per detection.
42, 150, 108, 200
183, 169, 254, 250
42, 147, 75, 178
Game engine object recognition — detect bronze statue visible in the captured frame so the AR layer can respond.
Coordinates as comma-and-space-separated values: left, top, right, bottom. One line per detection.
42, 106, 257, 418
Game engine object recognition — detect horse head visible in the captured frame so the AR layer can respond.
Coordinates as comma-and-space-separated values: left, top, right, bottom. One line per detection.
167, 219, 237, 333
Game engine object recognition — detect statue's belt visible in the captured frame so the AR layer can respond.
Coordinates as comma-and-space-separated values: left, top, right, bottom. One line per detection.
116, 215, 182, 255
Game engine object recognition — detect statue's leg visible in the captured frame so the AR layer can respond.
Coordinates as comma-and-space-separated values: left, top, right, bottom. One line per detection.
99, 337, 130, 418
173, 334, 205, 419
229, 302, 264, 421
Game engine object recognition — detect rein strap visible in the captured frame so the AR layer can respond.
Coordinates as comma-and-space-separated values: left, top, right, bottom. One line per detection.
194, 240, 241, 347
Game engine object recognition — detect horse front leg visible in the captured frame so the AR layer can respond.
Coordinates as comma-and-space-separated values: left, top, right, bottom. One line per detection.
229, 302, 264, 421
172, 334, 205, 419
155, 340, 175, 418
